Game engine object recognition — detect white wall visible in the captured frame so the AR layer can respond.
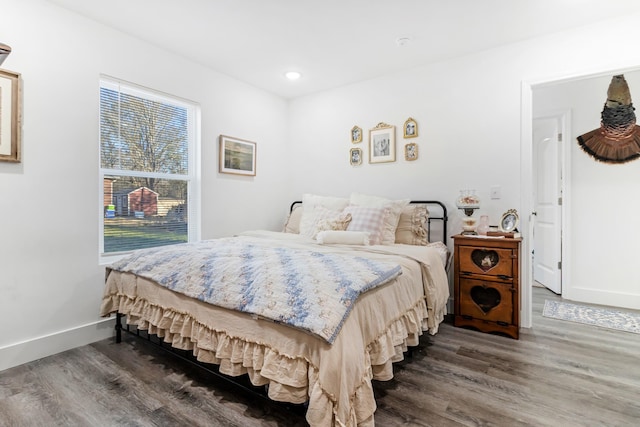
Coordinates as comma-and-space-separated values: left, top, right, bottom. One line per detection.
288, 13, 640, 317
534, 70, 640, 309
3, 1, 640, 372
0, 0, 290, 371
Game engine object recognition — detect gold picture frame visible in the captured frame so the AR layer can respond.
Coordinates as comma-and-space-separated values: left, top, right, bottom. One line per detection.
351, 125, 362, 144
499, 209, 519, 232
403, 117, 418, 139
404, 142, 418, 161
350, 147, 362, 166
0, 69, 21, 162
219, 135, 257, 176
369, 122, 395, 164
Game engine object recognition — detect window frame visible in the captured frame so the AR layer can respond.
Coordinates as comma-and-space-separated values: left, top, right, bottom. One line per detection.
98, 76, 201, 263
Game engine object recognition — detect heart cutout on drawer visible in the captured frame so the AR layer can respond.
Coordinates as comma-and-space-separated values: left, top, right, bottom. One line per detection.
470, 285, 501, 314
471, 249, 499, 272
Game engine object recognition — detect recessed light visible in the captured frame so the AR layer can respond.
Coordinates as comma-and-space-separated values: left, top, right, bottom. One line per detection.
285, 71, 302, 80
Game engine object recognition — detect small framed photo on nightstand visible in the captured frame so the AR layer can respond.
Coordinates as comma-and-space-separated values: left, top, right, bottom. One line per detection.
499, 209, 519, 232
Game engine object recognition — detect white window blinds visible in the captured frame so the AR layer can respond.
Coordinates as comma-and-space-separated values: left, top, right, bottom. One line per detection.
99, 77, 199, 256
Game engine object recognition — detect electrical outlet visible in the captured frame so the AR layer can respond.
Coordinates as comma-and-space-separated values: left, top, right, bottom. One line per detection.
490, 186, 501, 199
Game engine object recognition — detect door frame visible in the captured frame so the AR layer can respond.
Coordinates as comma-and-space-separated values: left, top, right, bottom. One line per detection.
519, 66, 640, 328
520, 78, 575, 329
532, 110, 570, 295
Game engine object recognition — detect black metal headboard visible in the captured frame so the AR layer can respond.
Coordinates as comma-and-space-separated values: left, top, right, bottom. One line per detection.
289, 200, 448, 244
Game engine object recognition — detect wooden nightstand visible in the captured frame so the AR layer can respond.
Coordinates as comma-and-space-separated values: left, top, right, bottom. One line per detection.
453, 234, 521, 339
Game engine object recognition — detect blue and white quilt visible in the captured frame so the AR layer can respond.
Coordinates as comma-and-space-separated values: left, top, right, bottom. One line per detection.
108, 236, 402, 343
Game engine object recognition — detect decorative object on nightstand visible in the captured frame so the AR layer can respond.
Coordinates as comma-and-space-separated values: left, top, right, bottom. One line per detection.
456, 190, 480, 235
453, 234, 521, 339
476, 215, 490, 235
485, 209, 521, 238
499, 209, 519, 232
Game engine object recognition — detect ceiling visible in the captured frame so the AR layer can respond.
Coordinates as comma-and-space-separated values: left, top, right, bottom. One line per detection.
47, 0, 640, 99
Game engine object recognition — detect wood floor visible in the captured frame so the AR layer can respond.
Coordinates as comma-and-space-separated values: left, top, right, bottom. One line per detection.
2, 286, 640, 426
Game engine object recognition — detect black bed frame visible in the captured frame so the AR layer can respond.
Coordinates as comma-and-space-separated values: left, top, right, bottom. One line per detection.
289, 199, 448, 244
113, 200, 448, 412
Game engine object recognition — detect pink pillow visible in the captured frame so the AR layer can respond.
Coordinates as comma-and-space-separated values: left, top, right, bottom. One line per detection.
344, 205, 389, 245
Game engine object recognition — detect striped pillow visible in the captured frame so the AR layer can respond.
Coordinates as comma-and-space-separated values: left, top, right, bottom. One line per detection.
344, 205, 389, 245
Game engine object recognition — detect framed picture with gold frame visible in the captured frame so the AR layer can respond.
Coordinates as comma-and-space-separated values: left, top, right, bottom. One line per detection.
0, 69, 21, 162
369, 122, 395, 164
403, 117, 418, 139
351, 125, 362, 144
219, 135, 257, 176
350, 147, 362, 166
499, 209, 519, 232
404, 142, 418, 161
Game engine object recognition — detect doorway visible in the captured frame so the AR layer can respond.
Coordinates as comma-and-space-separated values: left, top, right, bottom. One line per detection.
532, 113, 566, 295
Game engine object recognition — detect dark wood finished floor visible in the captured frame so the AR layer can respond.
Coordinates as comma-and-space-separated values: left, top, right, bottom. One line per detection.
2, 286, 640, 426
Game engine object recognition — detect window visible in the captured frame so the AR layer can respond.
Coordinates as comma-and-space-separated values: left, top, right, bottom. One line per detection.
99, 77, 200, 257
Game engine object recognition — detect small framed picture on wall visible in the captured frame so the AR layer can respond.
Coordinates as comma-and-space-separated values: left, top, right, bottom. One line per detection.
0, 69, 21, 163
351, 125, 362, 144
404, 143, 418, 161
219, 135, 257, 176
350, 147, 362, 166
369, 122, 395, 164
403, 117, 418, 139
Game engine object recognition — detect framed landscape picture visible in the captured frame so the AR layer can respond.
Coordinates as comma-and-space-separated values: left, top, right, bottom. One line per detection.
369, 122, 395, 164
0, 69, 21, 162
219, 135, 256, 176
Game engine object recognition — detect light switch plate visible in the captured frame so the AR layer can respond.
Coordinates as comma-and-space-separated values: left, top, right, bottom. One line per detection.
490, 186, 501, 199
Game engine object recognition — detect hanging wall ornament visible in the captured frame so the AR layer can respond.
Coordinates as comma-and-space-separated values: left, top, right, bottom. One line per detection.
577, 74, 640, 164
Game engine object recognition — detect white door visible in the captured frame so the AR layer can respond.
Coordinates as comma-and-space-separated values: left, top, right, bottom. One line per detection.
533, 116, 562, 294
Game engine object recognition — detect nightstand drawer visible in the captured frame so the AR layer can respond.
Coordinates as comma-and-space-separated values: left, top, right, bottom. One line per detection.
458, 246, 514, 277
458, 278, 513, 323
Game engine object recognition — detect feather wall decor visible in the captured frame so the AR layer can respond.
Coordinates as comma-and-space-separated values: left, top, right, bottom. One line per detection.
577, 74, 640, 164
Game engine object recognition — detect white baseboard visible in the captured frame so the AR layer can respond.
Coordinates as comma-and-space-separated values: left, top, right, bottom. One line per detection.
566, 287, 640, 311
0, 317, 116, 372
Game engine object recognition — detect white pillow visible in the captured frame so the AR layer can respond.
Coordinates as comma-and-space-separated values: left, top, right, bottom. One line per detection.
310, 210, 352, 238
283, 205, 303, 233
344, 205, 389, 245
349, 193, 410, 245
301, 205, 352, 238
299, 194, 350, 236
316, 230, 370, 245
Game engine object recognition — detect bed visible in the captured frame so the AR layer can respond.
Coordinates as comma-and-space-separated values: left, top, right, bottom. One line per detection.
100, 194, 450, 427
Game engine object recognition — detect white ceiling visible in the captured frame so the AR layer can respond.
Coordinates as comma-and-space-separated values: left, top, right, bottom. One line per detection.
47, 0, 640, 99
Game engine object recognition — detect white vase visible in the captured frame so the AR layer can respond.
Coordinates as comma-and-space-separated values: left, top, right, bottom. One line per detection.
477, 215, 490, 235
